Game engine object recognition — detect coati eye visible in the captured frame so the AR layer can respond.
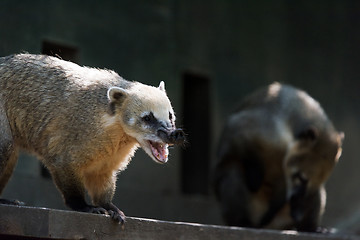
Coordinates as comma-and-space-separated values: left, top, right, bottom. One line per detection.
142, 112, 155, 123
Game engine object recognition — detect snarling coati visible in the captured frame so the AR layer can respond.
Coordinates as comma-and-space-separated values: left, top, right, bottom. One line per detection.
214, 82, 343, 232
0, 54, 185, 223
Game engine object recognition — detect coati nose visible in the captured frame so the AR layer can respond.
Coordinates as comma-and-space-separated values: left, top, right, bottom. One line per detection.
169, 129, 185, 145
157, 128, 185, 145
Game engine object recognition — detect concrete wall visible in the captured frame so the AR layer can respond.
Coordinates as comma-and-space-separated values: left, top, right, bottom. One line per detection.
1, 0, 360, 235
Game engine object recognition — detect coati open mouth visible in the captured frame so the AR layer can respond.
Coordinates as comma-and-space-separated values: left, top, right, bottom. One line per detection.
149, 141, 169, 164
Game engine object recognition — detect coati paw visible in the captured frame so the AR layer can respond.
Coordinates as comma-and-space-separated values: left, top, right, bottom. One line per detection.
100, 202, 126, 224
81, 204, 125, 223
108, 209, 126, 224
88, 206, 108, 215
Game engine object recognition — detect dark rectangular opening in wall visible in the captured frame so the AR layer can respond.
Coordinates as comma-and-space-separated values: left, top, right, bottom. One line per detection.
181, 72, 211, 195
42, 40, 79, 63
40, 40, 79, 178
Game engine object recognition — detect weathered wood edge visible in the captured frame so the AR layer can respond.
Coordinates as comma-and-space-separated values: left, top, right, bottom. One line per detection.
0, 204, 358, 240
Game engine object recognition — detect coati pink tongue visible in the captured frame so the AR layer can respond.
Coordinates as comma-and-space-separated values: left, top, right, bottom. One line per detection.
149, 141, 168, 163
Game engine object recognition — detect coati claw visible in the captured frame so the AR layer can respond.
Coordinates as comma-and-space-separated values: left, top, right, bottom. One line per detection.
89, 207, 108, 215
87, 206, 125, 223
108, 210, 126, 224
106, 203, 126, 224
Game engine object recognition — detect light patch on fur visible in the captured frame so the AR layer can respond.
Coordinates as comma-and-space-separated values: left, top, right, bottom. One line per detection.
319, 186, 327, 216
127, 117, 136, 126
298, 91, 317, 107
335, 147, 342, 163
13, 109, 27, 132
267, 82, 282, 99
140, 111, 150, 118
67, 66, 119, 89
22, 54, 119, 89
80, 122, 139, 201
98, 113, 139, 171
101, 114, 119, 128
130, 83, 173, 124
297, 90, 325, 117
48, 135, 62, 155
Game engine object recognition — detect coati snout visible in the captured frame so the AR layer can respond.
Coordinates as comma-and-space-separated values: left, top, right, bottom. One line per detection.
158, 128, 185, 145
144, 128, 185, 164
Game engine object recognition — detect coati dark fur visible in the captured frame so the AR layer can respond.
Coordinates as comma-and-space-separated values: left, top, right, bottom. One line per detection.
214, 82, 343, 232
0, 54, 185, 223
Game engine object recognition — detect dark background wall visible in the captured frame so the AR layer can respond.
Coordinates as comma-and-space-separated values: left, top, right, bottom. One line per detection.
1, 0, 360, 235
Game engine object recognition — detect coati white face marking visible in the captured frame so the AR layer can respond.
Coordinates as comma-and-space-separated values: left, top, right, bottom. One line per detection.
107, 81, 180, 164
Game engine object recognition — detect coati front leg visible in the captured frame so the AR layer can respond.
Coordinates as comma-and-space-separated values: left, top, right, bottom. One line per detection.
0, 141, 18, 201
214, 163, 252, 227
0, 103, 21, 205
50, 165, 125, 222
84, 171, 126, 223
0, 143, 21, 206
214, 145, 265, 228
289, 173, 324, 232
50, 168, 103, 213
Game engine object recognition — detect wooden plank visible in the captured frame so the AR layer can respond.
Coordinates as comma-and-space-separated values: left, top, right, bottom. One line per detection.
0, 204, 358, 240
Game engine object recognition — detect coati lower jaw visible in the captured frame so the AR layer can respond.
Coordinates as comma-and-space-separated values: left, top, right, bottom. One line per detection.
139, 139, 169, 164
129, 125, 170, 164
107, 81, 183, 164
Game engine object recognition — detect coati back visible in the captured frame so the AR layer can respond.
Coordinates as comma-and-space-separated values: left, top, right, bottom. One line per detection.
214, 82, 343, 232
0, 54, 185, 223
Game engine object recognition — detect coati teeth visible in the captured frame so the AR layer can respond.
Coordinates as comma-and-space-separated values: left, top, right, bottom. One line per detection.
149, 140, 169, 163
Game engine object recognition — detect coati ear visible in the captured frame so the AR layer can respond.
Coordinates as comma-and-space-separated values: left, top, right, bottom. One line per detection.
158, 81, 166, 92
107, 86, 128, 103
